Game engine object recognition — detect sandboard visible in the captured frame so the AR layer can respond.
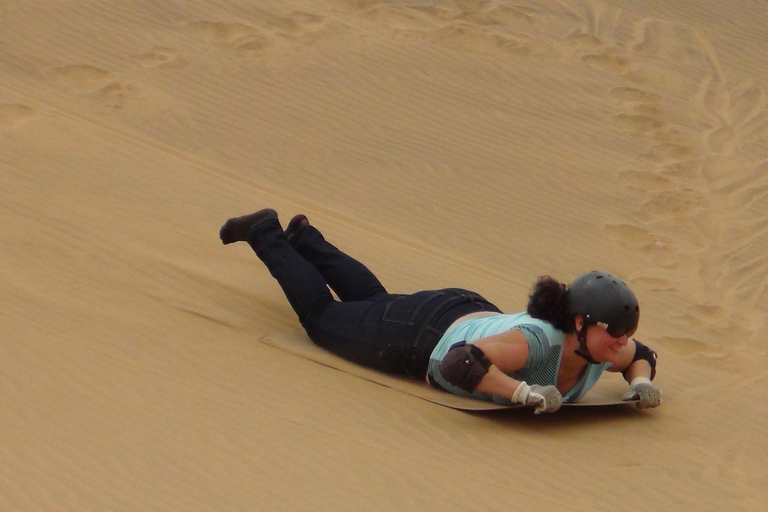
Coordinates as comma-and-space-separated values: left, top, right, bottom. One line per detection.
259, 331, 636, 411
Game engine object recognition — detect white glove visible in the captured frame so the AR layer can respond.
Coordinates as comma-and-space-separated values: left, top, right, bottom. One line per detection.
512, 381, 563, 414
622, 377, 662, 409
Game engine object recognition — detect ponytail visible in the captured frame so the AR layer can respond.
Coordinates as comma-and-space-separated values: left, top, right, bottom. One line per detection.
526, 275, 573, 332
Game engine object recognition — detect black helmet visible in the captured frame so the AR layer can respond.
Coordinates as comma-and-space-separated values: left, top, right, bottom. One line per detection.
566, 271, 639, 338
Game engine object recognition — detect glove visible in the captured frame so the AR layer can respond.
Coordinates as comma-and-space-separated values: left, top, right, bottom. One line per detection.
622, 377, 662, 409
512, 381, 563, 414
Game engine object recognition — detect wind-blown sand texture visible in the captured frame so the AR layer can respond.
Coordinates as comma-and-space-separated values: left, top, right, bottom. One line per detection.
2, 1, 767, 510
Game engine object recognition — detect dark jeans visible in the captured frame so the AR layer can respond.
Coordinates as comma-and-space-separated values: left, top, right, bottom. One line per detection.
247, 217, 501, 378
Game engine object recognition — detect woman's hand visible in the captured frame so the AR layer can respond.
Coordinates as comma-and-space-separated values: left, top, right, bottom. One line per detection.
513, 382, 563, 414
622, 377, 662, 409
470, 331, 563, 413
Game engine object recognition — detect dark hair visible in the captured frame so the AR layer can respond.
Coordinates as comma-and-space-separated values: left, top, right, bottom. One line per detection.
526, 275, 573, 332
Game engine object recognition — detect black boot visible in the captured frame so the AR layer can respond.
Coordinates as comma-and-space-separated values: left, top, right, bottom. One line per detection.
219, 208, 278, 245
284, 214, 309, 242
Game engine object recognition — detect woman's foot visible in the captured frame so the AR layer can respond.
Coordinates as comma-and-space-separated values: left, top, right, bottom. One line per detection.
284, 214, 309, 242
219, 208, 278, 244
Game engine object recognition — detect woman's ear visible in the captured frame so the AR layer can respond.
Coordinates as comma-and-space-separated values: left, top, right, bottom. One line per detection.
574, 315, 584, 332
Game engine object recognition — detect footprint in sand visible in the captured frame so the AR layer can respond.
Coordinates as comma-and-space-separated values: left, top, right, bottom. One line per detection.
47, 64, 118, 94
702, 78, 768, 155
461, 3, 541, 26
711, 161, 768, 213
619, 169, 675, 192
602, 223, 678, 261
653, 335, 735, 372
46, 64, 138, 109
612, 111, 665, 133
640, 143, 696, 164
706, 124, 736, 154
609, 86, 668, 134
189, 21, 258, 44
560, 2, 643, 77
672, 304, 754, 348
334, 1, 554, 58
497, 35, 554, 58
188, 12, 332, 53
453, 3, 553, 58
568, 29, 602, 48
582, 49, 634, 76
427, 24, 553, 58
727, 82, 768, 143
639, 188, 708, 220
359, 4, 440, 32
631, 19, 711, 69
260, 11, 345, 46
610, 87, 662, 103
655, 335, 729, 357
628, 276, 677, 292
258, 10, 326, 33
0, 104, 38, 128
324, 0, 380, 10
131, 47, 186, 69
187, 20, 271, 53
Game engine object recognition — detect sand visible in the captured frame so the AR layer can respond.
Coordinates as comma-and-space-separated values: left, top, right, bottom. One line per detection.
2, 1, 767, 510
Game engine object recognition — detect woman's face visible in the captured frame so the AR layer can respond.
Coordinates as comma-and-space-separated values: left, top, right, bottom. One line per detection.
585, 323, 630, 363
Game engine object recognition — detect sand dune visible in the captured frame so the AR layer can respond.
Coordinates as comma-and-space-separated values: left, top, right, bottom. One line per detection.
2, 1, 767, 510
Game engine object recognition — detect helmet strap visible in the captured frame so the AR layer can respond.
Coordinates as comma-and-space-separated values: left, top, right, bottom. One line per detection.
574, 323, 600, 365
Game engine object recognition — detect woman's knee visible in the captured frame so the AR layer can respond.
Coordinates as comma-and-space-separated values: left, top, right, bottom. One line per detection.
297, 298, 334, 337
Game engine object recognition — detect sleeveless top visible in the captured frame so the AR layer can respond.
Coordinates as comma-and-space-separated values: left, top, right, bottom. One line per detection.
427, 313, 611, 404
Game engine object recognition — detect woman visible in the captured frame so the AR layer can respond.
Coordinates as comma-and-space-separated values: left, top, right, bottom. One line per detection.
220, 208, 662, 414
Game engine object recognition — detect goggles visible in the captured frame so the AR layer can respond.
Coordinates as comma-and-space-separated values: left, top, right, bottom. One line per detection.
595, 321, 637, 338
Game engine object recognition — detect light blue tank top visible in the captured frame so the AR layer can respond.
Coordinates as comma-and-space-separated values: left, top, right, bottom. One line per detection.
427, 313, 611, 404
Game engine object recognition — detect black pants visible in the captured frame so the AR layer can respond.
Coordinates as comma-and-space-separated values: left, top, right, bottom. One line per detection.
247, 218, 501, 378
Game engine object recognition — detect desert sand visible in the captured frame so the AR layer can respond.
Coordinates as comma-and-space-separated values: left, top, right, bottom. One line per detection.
2, 1, 767, 510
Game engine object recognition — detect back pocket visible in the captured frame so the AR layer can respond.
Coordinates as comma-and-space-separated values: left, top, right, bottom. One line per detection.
382, 291, 447, 326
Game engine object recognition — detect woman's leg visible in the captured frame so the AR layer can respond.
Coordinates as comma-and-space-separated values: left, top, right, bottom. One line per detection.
285, 215, 388, 302
221, 209, 395, 359
220, 210, 497, 377
221, 209, 337, 332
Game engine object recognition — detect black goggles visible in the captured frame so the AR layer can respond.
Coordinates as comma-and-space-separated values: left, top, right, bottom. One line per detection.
595, 321, 637, 338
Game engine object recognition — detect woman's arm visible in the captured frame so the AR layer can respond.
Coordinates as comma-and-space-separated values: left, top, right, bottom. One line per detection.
439, 330, 563, 413
438, 329, 529, 395
472, 329, 531, 374
474, 365, 525, 396
607, 339, 658, 382
621, 359, 653, 382
467, 329, 529, 396
608, 339, 662, 409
